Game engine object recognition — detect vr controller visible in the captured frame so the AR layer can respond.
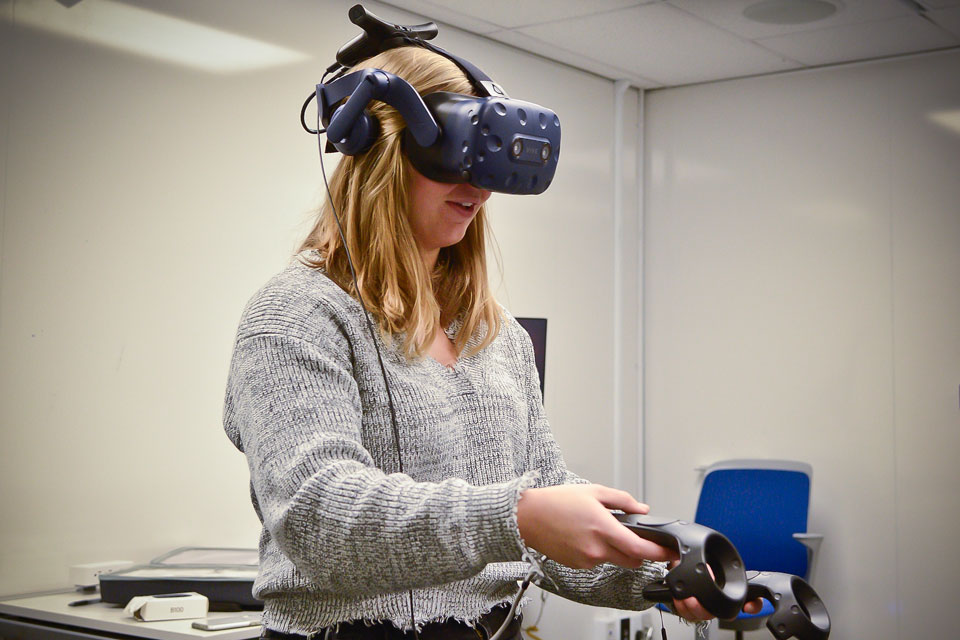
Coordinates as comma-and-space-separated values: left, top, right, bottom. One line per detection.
743, 571, 831, 640
614, 514, 831, 640
304, 5, 561, 195
615, 514, 748, 620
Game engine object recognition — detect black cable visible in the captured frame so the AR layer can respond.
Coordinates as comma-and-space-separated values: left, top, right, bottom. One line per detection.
314, 102, 415, 636
302, 69, 338, 135
315, 102, 405, 475
301, 92, 319, 134
487, 572, 535, 640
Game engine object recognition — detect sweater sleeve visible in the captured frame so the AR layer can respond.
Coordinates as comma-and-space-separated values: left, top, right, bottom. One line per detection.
508, 319, 667, 609
224, 300, 534, 598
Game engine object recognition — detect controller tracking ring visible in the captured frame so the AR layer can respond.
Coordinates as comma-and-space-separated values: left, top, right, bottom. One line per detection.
745, 571, 831, 640
615, 514, 749, 619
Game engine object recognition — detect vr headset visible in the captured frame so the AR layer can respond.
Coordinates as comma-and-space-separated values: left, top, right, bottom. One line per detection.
303, 4, 561, 195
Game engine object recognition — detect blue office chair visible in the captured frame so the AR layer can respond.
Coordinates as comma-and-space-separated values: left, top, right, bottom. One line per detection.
694, 460, 823, 639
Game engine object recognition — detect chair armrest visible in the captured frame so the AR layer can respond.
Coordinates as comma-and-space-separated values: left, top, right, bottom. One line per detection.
792, 532, 823, 549
792, 533, 824, 584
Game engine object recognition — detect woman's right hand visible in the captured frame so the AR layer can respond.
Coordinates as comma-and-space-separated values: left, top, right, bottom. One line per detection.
516, 484, 679, 569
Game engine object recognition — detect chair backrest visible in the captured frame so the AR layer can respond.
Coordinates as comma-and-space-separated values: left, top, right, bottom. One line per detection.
694, 459, 811, 578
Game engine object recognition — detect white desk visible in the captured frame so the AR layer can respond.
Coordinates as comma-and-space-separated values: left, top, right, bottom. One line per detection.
0, 591, 261, 640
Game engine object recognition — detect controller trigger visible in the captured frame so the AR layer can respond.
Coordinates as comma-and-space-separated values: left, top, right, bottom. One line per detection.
642, 580, 675, 604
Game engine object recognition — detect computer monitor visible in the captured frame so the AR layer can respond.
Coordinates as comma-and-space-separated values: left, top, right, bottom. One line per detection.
515, 317, 547, 395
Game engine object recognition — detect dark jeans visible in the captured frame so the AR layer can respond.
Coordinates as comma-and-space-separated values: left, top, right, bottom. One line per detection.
262, 604, 522, 640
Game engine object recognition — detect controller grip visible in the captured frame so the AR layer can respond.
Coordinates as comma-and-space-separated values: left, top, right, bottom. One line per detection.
746, 572, 830, 640
616, 514, 748, 619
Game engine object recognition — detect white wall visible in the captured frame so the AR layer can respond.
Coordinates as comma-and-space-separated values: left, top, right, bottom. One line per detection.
0, 2, 639, 638
644, 50, 960, 639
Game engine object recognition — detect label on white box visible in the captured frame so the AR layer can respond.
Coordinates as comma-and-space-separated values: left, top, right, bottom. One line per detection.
124, 592, 209, 621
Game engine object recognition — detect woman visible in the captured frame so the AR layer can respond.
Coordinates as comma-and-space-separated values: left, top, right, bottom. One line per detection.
224, 45, 753, 639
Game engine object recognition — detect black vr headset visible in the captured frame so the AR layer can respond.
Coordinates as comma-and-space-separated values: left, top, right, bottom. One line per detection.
302, 4, 561, 195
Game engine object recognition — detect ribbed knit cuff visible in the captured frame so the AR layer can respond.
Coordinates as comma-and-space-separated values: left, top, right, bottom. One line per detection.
462, 471, 539, 566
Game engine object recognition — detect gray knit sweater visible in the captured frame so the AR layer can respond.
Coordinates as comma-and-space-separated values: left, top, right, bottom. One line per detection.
223, 258, 664, 634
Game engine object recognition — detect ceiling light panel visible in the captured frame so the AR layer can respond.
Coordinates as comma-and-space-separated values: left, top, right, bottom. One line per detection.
742, 0, 839, 25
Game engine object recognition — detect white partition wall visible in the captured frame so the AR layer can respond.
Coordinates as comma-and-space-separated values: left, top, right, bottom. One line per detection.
644, 51, 960, 639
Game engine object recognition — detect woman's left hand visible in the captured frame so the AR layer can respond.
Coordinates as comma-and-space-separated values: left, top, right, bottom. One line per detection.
668, 561, 764, 622
672, 594, 764, 623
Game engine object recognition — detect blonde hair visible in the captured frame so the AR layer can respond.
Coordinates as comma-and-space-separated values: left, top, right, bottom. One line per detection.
299, 46, 502, 359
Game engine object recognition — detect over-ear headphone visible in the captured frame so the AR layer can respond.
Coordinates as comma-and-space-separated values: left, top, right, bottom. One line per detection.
303, 4, 561, 195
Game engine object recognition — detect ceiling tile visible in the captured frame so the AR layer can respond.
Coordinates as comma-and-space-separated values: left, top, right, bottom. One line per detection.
756, 14, 959, 66
513, 2, 799, 86
929, 7, 960, 38
486, 29, 661, 87
396, 0, 653, 30
377, 1, 503, 34
667, 0, 913, 41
